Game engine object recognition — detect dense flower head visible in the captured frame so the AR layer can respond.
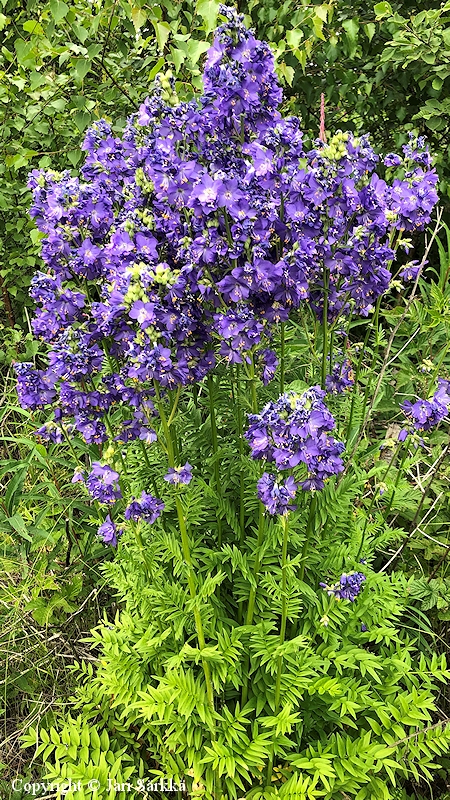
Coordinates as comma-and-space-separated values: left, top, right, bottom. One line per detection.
16, 10, 438, 458
15, 362, 56, 410
85, 462, 122, 504
257, 472, 297, 515
245, 387, 345, 491
124, 491, 164, 524
400, 378, 450, 436
164, 463, 193, 485
320, 571, 366, 602
97, 514, 122, 547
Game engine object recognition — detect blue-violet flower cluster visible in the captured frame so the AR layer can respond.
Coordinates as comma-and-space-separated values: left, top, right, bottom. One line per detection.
320, 572, 366, 602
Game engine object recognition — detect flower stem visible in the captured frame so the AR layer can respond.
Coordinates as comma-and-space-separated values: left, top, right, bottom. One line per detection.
280, 322, 285, 395
154, 380, 215, 713
382, 446, 408, 523
138, 441, 160, 499
207, 374, 223, 548
274, 513, 289, 707
241, 503, 265, 706
235, 366, 246, 547
266, 514, 290, 784
175, 490, 215, 711
321, 268, 330, 390
356, 443, 404, 560
299, 494, 317, 581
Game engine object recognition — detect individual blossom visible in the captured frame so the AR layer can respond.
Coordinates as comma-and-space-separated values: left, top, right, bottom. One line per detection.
125, 491, 164, 524
257, 472, 297, 515
97, 514, 122, 547
320, 571, 366, 602
325, 359, 354, 394
85, 462, 122, 503
164, 463, 193, 485
400, 378, 450, 433
258, 348, 279, 386
34, 421, 67, 443
399, 261, 422, 282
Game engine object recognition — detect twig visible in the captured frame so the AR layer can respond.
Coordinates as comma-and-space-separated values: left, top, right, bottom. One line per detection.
343, 210, 443, 471
380, 443, 450, 572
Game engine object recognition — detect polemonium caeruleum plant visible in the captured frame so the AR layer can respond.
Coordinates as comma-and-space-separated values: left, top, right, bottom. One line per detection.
16, 8, 450, 800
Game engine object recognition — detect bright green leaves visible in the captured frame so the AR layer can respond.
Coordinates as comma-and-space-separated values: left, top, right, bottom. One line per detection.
131, 5, 147, 32
152, 19, 171, 52
374, 1, 393, 18
342, 17, 359, 57
49, 0, 69, 24
196, 0, 220, 35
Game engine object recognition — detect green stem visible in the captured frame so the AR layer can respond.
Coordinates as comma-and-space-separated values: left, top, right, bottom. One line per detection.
299, 494, 317, 581
207, 374, 223, 548
167, 385, 181, 427
321, 269, 330, 390
60, 423, 80, 464
280, 323, 285, 395
267, 514, 290, 785
241, 503, 265, 706
356, 443, 404, 560
274, 513, 289, 708
154, 381, 215, 714
139, 441, 159, 497
175, 491, 215, 710
346, 296, 382, 445
235, 366, 246, 547
249, 353, 259, 414
382, 447, 408, 523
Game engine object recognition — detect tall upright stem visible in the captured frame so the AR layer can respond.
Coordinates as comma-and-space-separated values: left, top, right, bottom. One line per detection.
267, 513, 290, 784
321, 269, 330, 390
382, 447, 408, 523
154, 381, 215, 713
299, 494, 317, 581
235, 366, 246, 547
241, 503, 265, 706
274, 513, 289, 708
346, 322, 373, 442
356, 442, 404, 560
207, 374, 223, 547
359, 297, 382, 431
280, 322, 286, 395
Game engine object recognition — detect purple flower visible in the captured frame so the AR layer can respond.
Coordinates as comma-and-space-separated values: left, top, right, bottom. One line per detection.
86, 462, 122, 503
15, 363, 56, 410
257, 472, 297, 515
384, 153, 402, 167
97, 514, 122, 547
399, 261, 421, 282
125, 491, 164, 524
245, 388, 345, 490
258, 348, 278, 385
401, 379, 450, 432
320, 572, 366, 602
325, 359, 354, 394
20, 11, 438, 464
164, 463, 193, 485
